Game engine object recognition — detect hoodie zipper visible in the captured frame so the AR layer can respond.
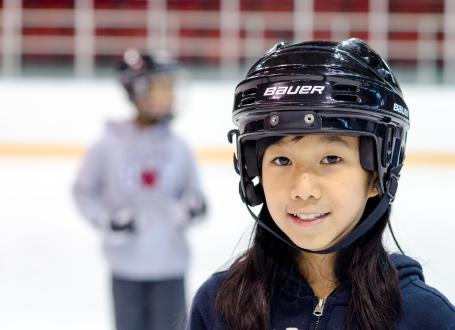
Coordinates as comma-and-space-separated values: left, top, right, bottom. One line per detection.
312, 298, 326, 330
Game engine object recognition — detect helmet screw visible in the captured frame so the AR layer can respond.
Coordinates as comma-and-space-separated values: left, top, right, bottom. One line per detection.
270, 115, 280, 127
304, 113, 315, 124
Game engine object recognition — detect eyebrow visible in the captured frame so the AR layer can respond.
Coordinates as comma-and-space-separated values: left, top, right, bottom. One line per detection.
273, 135, 351, 147
320, 135, 350, 146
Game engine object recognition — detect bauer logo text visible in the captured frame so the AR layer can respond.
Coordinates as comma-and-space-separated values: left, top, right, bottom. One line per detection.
263, 85, 325, 96
393, 103, 409, 117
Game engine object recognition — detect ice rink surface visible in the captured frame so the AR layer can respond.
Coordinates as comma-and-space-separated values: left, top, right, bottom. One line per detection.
0, 78, 454, 329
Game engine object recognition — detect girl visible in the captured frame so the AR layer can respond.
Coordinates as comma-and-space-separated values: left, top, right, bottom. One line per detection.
187, 39, 455, 330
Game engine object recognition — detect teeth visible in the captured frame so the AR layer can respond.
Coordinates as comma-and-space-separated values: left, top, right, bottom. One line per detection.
292, 212, 325, 220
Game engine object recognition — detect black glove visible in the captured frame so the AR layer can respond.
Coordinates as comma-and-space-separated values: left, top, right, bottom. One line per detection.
110, 219, 135, 232
189, 201, 207, 219
110, 209, 135, 233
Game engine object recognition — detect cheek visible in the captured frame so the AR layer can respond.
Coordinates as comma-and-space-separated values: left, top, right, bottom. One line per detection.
261, 169, 286, 210
262, 172, 275, 203
332, 167, 370, 194
325, 171, 370, 215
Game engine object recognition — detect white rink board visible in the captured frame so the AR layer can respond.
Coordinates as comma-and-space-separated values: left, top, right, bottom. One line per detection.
1, 78, 454, 152
0, 79, 454, 330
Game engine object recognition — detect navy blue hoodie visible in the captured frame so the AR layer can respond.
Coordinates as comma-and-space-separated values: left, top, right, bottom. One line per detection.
187, 254, 455, 329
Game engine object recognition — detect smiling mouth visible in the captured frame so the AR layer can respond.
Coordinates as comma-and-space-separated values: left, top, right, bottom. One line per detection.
287, 212, 330, 224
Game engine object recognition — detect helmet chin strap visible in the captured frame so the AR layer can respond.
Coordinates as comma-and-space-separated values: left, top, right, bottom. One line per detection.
245, 194, 390, 254
244, 166, 400, 254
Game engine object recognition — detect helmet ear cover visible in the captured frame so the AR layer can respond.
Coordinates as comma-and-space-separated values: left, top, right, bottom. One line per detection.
243, 140, 260, 178
239, 140, 264, 206
359, 136, 377, 172
242, 181, 265, 206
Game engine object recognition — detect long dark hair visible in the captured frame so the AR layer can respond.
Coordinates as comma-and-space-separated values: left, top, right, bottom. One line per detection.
215, 198, 401, 330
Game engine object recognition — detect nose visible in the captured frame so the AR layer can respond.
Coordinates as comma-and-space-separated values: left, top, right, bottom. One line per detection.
290, 171, 321, 201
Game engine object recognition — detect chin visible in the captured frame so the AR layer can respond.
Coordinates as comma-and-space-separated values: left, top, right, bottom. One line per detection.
289, 236, 331, 252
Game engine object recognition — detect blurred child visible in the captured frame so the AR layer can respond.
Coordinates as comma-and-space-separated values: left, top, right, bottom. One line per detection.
73, 48, 207, 330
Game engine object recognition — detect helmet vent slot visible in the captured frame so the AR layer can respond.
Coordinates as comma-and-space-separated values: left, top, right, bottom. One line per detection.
240, 97, 256, 106
334, 94, 360, 102
242, 88, 258, 97
239, 88, 258, 106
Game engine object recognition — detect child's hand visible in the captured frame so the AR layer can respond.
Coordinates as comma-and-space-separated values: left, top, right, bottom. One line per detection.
110, 208, 135, 233
105, 208, 136, 245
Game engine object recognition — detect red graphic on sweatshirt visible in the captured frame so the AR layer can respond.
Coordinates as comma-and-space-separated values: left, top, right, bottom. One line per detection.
141, 169, 158, 187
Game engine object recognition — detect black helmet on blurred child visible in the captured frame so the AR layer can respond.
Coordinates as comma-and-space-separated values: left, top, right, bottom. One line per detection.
228, 38, 410, 254
117, 48, 178, 121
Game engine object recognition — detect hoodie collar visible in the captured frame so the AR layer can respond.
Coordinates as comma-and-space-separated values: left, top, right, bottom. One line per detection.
275, 253, 424, 303
275, 265, 351, 303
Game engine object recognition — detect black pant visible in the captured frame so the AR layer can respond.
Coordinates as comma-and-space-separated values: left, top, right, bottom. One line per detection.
112, 276, 186, 330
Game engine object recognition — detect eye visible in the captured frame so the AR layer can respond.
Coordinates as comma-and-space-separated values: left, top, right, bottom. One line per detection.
272, 156, 292, 166
321, 155, 342, 165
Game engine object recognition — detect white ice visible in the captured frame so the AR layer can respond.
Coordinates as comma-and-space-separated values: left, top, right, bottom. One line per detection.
0, 79, 454, 330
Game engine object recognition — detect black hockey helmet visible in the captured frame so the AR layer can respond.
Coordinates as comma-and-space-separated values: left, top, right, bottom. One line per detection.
117, 48, 177, 101
228, 38, 410, 254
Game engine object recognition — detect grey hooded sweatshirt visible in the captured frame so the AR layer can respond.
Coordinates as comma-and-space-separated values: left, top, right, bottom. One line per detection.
73, 120, 206, 281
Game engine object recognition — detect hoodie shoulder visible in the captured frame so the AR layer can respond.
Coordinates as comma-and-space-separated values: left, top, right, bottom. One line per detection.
104, 120, 134, 136
391, 254, 455, 328
400, 280, 455, 328
390, 253, 425, 285
187, 271, 228, 330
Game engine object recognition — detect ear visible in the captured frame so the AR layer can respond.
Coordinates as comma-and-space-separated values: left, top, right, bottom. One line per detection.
367, 172, 379, 198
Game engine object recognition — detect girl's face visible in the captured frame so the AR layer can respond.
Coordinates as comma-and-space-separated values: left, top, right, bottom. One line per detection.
261, 135, 378, 251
